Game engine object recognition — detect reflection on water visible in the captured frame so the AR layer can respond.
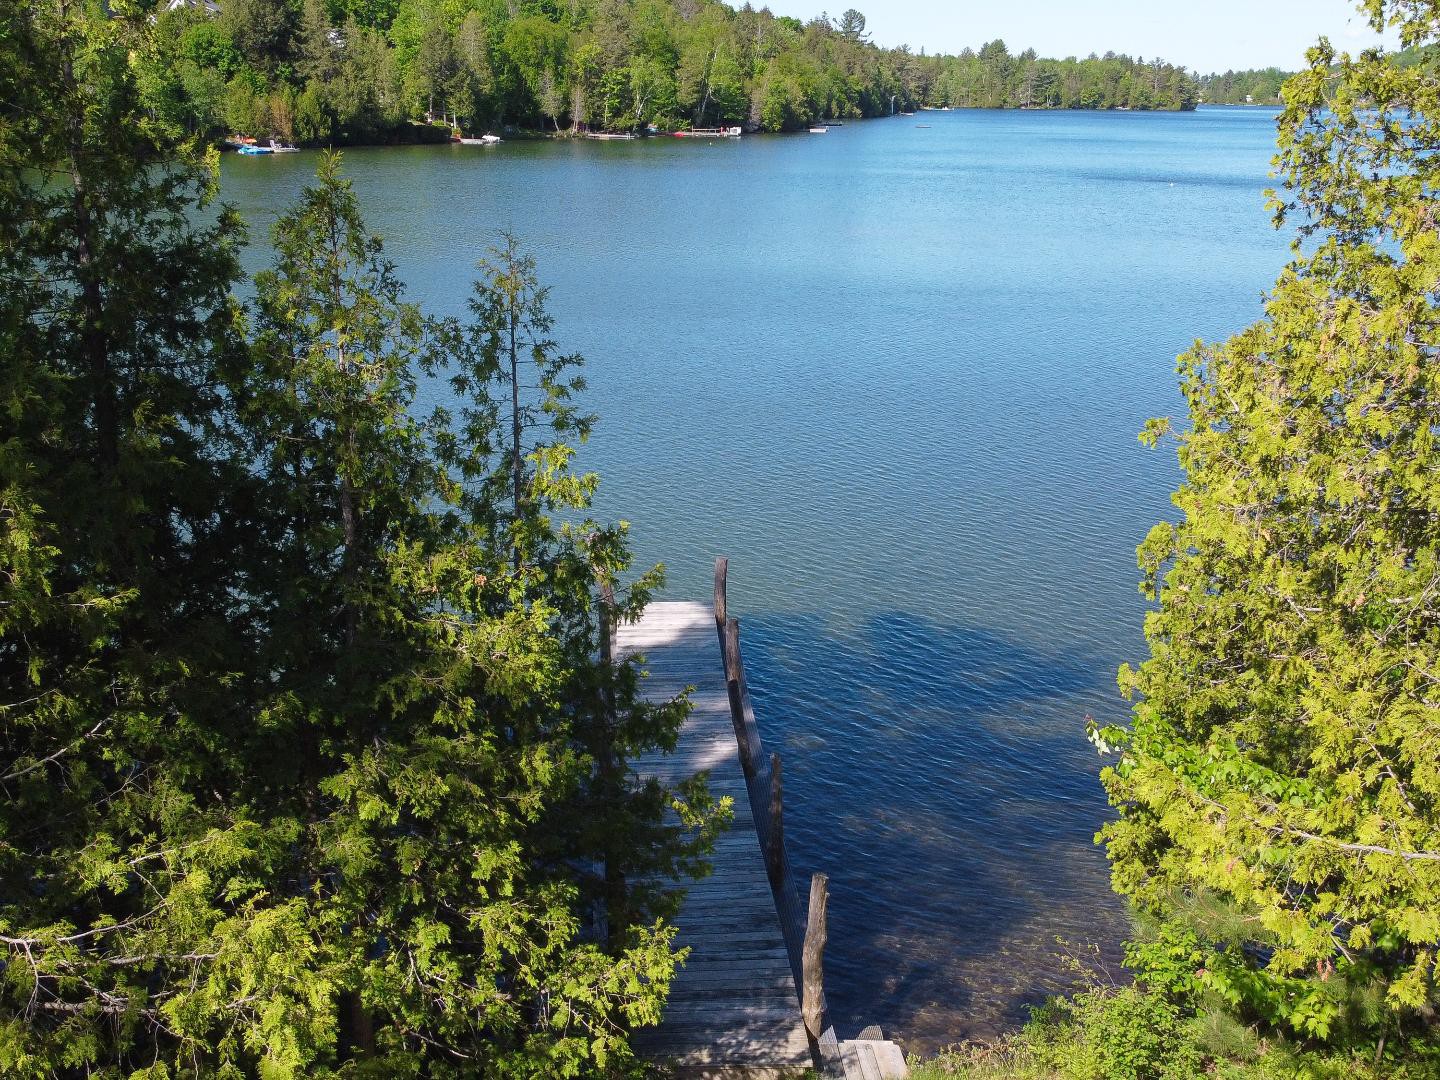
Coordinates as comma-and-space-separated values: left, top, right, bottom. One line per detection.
220, 106, 1288, 1053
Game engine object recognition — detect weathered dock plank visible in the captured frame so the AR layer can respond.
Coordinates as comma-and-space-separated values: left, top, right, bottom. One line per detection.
622, 601, 813, 1077
838, 1039, 908, 1080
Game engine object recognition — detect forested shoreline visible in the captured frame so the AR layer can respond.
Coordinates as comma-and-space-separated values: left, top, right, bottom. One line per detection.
144, 0, 1213, 147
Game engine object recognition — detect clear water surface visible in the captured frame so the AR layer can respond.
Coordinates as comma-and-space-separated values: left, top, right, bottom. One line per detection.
219, 106, 1288, 1053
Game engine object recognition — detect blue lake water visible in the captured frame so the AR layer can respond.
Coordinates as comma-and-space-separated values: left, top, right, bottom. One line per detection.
220, 106, 1289, 1052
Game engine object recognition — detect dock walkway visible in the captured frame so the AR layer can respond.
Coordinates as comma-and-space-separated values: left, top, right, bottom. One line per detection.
620, 573, 907, 1080
622, 601, 813, 1077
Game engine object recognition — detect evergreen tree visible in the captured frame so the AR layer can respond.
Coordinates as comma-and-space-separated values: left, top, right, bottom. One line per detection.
1, 2, 722, 1066
297, 0, 340, 85
232, 156, 724, 1073
221, 0, 299, 76
0, 0, 311, 1070
1098, 0, 1440, 1052
453, 235, 727, 942
837, 8, 868, 44
461, 233, 592, 547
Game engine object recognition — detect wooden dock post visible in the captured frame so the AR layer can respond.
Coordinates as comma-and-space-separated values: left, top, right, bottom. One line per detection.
803, 872, 830, 1052
767, 752, 785, 887
723, 617, 761, 780
714, 556, 728, 650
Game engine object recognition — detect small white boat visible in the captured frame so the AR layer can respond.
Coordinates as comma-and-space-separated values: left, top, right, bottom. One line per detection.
269, 139, 299, 153
808, 126, 829, 134
459, 133, 502, 144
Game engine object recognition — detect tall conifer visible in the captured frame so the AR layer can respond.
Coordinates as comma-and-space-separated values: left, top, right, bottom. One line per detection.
0, 0, 309, 1070
1100, 0, 1440, 1051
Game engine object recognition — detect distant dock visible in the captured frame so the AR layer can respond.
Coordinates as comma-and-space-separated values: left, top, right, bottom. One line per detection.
622, 561, 907, 1079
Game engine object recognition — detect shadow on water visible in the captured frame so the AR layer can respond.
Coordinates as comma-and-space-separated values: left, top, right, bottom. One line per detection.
734, 608, 1132, 1055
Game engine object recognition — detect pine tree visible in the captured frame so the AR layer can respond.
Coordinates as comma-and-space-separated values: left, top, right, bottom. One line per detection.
1099, 0, 1440, 1051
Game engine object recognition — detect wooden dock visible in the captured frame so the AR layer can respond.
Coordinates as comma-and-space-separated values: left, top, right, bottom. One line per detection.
622, 600, 812, 1076
620, 562, 907, 1079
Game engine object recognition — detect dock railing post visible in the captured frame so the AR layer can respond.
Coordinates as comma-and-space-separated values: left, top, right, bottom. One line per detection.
714, 556, 728, 652
723, 617, 761, 780
712, 559, 841, 1073
803, 872, 837, 1068
766, 752, 784, 887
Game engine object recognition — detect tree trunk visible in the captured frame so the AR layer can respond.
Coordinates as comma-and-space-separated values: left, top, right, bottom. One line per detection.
509, 302, 522, 566
694, 48, 717, 125
59, 3, 118, 473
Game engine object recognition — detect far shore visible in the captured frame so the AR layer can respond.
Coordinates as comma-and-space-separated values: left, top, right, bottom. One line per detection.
221, 100, 1271, 156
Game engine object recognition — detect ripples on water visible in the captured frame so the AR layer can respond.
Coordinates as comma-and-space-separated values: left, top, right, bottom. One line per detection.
221, 107, 1289, 1053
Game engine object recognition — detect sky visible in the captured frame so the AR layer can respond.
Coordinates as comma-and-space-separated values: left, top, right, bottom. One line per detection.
761, 1, 1397, 74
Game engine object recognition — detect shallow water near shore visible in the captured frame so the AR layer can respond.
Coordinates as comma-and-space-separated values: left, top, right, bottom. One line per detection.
221, 107, 1288, 1053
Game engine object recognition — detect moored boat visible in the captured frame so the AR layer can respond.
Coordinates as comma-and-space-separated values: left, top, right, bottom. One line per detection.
237, 143, 273, 155
673, 126, 742, 138
808, 125, 829, 133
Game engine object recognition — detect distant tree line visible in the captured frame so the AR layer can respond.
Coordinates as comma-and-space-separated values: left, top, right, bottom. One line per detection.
1197, 67, 1289, 105
914, 43, 1198, 111
141, 0, 1212, 145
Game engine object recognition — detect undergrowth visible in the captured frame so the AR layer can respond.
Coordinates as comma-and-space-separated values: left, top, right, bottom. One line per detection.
907, 984, 1440, 1080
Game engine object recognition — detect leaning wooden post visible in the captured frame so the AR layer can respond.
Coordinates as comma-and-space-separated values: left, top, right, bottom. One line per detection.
713, 556, 728, 651
802, 872, 829, 1054
766, 752, 784, 886
723, 617, 758, 780
729, 618, 766, 774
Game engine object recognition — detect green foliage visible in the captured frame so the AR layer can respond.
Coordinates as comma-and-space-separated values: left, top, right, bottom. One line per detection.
923, 47, 1196, 111
1198, 67, 1290, 105
907, 989, 1205, 1080
1028, 989, 1204, 1080
0, 0, 283, 1072
1097, 0, 1440, 1060
137, 0, 1202, 146
908, 984, 1440, 1079
2, 4, 723, 1072
221, 0, 299, 77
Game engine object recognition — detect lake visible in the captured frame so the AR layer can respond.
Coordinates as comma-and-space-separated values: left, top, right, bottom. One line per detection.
219, 106, 1289, 1053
